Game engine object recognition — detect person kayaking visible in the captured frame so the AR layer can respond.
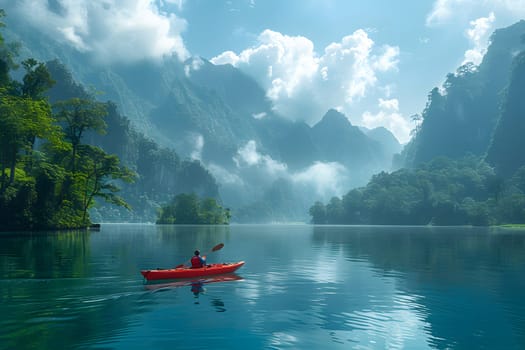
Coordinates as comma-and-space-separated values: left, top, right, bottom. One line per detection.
190, 250, 206, 268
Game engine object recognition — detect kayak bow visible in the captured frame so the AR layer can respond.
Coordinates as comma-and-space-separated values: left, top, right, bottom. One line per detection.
141, 261, 245, 281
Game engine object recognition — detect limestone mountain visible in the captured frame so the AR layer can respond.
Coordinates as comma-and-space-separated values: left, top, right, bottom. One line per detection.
403, 20, 525, 169
3, 18, 401, 222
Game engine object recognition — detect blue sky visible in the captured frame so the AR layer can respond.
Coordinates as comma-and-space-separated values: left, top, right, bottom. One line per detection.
2, 0, 525, 143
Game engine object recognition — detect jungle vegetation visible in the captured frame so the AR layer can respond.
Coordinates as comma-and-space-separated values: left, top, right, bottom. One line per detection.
156, 193, 231, 225
0, 11, 131, 230
310, 156, 525, 226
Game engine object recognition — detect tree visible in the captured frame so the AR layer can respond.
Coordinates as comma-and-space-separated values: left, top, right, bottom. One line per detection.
326, 197, 345, 224
21, 58, 55, 99
0, 89, 58, 188
76, 145, 135, 224
54, 98, 107, 171
309, 201, 326, 224
0, 9, 19, 88
172, 193, 200, 224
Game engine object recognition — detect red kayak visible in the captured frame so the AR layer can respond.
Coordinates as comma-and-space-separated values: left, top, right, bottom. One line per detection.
141, 261, 245, 281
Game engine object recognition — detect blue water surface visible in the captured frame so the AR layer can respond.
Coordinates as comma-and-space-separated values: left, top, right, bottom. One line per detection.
1, 224, 524, 349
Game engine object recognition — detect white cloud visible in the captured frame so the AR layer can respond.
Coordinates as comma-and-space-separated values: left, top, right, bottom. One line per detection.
211, 50, 241, 66
378, 98, 399, 111
426, 0, 460, 26
462, 12, 495, 65
233, 140, 287, 175
373, 45, 400, 72
252, 112, 267, 119
2, 0, 189, 64
362, 98, 411, 144
189, 133, 204, 160
426, 0, 525, 26
222, 141, 372, 205
211, 29, 400, 130
214, 29, 319, 108
292, 162, 349, 198
184, 57, 205, 77
207, 163, 243, 185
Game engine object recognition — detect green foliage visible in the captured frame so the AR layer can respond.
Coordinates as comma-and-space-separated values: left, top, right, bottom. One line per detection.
0, 10, 20, 88
309, 201, 326, 224
157, 193, 230, 225
88, 106, 219, 222
54, 98, 108, 171
405, 21, 525, 169
74, 145, 135, 223
311, 156, 525, 226
0, 20, 133, 229
486, 51, 525, 177
21, 58, 55, 99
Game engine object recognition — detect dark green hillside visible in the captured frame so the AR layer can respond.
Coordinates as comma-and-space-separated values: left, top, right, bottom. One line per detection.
185, 58, 272, 117
148, 76, 258, 165
404, 21, 525, 167
486, 51, 525, 178
45, 60, 220, 222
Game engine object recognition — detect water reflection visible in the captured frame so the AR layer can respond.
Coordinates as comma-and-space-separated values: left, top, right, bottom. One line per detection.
311, 225, 525, 349
144, 274, 243, 311
2, 224, 525, 349
191, 280, 205, 298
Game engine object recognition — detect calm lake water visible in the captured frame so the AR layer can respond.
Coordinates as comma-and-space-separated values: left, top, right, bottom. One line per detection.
1, 224, 525, 349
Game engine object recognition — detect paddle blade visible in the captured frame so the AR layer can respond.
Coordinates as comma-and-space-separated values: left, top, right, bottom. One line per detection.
175, 264, 185, 269
212, 243, 224, 252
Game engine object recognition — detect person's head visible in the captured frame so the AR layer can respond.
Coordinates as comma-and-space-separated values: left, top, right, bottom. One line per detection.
194, 250, 200, 256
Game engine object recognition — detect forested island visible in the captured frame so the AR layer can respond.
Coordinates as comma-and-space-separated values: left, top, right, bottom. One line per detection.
156, 193, 231, 225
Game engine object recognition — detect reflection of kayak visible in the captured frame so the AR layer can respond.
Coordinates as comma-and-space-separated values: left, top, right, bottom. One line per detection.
141, 261, 245, 281
144, 273, 243, 291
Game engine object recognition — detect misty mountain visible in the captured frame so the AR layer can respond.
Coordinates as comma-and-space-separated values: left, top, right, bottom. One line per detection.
310, 109, 391, 183
43, 60, 220, 222
403, 20, 525, 170
3, 16, 401, 222
485, 50, 525, 178
363, 126, 403, 154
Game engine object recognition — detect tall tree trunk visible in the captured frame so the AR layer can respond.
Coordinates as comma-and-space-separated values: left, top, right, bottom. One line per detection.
0, 161, 6, 192
9, 158, 15, 184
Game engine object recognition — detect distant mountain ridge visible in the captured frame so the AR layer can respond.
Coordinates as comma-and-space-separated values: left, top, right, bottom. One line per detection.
10, 13, 525, 221
3, 15, 401, 222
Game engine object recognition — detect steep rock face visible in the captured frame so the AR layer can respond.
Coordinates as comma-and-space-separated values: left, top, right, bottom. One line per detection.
185, 58, 272, 117
485, 51, 525, 177
405, 20, 525, 167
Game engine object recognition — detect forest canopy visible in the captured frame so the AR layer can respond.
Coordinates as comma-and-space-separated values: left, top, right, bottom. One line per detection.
310, 156, 525, 226
156, 193, 231, 225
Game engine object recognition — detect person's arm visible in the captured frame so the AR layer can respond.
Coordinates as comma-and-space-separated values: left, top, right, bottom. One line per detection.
200, 256, 206, 266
